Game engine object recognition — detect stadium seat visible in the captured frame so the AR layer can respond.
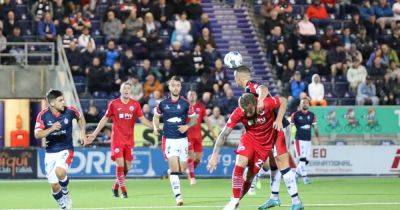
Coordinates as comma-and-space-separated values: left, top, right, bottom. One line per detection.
92, 91, 108, 99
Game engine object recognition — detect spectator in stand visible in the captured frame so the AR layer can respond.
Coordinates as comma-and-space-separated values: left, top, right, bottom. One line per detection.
3, 10, 19, 36
211, 58, 228, 87
219, 88, 238, 115
321, 0, 339, 15
128, 29, 149, 59
308, 41, 327, 74
38, 12, 56, 42
289, 26, 308, 60
197, 73, 215, 96
31, 0, 53, 22
320, 25, 341, 50
272, 43, 292, 81
174, 11, 193, 49
105, 40, 120, 68
70, 10, 92, 34
281, 59, 297, 94
197, 27, 215, 51
260, 0, 274, 18
117, 0, 136, 21
347, 12, 362, 34
298, 14, 317, 43
85, 105, 100, 123
143, 12, 164, 59
143, 73, 164, 100
102, 11, 123, 41
0, 0, 16, 20
274, 0, 293, 16
203, 43, 221, 68
382, 73, 400, 105
152, 0, 173, 29
66, 41, 83, 76
393, 0, 400, 28
185, 0, 203, 20
87, 57, 107, 93
299, 57, 318, 83
374, 0, 394, 30
366, 48, 384, 69
148, 90, 163, 112
355, 27, 374, 60
288, 71, 307, 111
107, 61, 126, 92
212, 83, 225, 101
138, 0, 152, 18
129, 75, 144, 102
346, 44, 364, 68
53, 0, 66, 26
308, 74, 327, 106
78, 27, 95, 51
142, 104, 153, 120
201, 91, 217, 115
120, 48, 136, 75
123, 9, 144, 41
138, 59, 163, 82
306, 0, 329, 27
57, 15, 72, 36
327, 45, 347, 77
7, 26, 24, 65
0, 28, 6, 54
193, 13, 210, 38
359, 0, 380, 40
264, 10, 283, 36
391, 28, 400, 55
267, 26, 286, 55
160, 58, 173, 82
192, 44, 206, 76
82, 42, 97, 70
387, 61, 400, 79
168, 41, 193, 77
347, 59, 368, 92
356, 76, 379, 105
209, 107, 226, 129
381, 44, 400, 66
62, 27, 77, 48
341, 27, 357, 50
369, 57, 387, 77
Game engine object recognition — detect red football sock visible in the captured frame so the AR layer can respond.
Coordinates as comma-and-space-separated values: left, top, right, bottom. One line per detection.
188, 157, 195, 178
116, 166, 126, 193
112, 179, 119, 191
232, 165, 245, 199
241, 180, 252, 198
194, 160, 200, 169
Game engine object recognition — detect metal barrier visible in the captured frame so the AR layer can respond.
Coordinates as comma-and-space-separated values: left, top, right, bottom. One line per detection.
0, 42, 55, 67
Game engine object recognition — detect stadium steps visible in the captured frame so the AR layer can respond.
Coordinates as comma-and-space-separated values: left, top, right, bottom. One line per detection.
201, 0, 278, 96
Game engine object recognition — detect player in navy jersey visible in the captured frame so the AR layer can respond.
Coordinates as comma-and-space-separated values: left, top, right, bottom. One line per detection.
233, 66, 301, 209
152, 76, 197, 206
291, 98, 319, 184
34, 89, 86, 210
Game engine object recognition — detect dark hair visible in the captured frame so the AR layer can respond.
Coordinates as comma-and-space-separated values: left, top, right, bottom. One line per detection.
46, 89, 63, 102
235, 65, 251, 74
239, 93, 256, 111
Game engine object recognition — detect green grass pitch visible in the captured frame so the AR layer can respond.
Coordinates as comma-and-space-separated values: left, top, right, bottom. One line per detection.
0, 177, 399, 210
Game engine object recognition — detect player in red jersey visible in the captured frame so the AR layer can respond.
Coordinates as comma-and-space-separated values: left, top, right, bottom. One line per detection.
233, 66, 301, 209
86, 82, 153, 198
186, 90, 217, 185
207, 93, 303, 210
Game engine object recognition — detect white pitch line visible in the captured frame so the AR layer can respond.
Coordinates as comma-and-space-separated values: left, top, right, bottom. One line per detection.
2, 202, 400, 210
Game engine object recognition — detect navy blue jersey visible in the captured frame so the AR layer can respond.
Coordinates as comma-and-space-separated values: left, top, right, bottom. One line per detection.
155, 96, 195, 139
291, 110, 316, 141
35, 107, 80, 153
245, 80, 290, 128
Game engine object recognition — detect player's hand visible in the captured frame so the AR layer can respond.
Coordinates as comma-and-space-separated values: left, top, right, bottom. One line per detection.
257, 99, 264, 114
50, 122, 62, 131
153, 129, 160, 136
207, 154, 218, 173
273, 120, 283, 131
83, 133, 96, 146
178, 125, 189, 133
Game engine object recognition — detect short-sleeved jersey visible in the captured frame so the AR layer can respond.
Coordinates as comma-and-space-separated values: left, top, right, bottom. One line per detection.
35, 106, 80, 153
105, 98, 143, 147
245, 80, 290, 128
226, 97, 281, 146
187, 102, 206, 140
291, 110, 316, 141
155, 96, 195, 139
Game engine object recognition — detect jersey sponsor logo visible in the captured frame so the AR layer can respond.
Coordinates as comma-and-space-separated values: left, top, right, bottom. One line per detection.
166, 117, 182, 123
119, 113, 133, 119
300, 125, 311, 129
117, 108, 122, 111
129, 106, 135, 111
50, 130, 67, 135
255, 117, 266, 125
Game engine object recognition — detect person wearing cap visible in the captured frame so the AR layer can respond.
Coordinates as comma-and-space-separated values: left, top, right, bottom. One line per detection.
356, 76, 379, 105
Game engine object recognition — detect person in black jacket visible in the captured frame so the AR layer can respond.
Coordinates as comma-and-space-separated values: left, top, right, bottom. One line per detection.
86, 57, 107, 93
7, 26, 25, 65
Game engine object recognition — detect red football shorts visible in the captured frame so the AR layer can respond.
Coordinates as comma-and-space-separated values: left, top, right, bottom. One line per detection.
111, 145, 133, 161
269, 131, 297, 168
236, 135, 273, 174
188, 137, 203, 153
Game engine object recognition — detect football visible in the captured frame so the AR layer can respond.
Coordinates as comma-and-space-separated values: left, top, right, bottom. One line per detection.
223, 51, 243, 69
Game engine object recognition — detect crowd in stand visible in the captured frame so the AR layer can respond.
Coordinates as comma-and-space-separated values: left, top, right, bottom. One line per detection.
259, 0, 400, 110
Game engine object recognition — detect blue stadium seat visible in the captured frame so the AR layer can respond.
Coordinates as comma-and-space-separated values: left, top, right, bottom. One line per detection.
93, 99, 108, 110
92, 91, 108, 99
340, 98, 355, 105
73, 76, 86, 84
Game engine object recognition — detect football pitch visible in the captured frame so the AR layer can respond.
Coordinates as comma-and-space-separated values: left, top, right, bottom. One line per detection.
1, 177, 399, 210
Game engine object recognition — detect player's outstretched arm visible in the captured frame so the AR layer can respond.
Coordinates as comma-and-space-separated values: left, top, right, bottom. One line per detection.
139, 116, 153, 130
273, 97, 287, 131
77, 116, 87, 144
34, 122, 61, 139
152, 114, 161, 136
207, 126, 233, 173
85, 116, 109, 145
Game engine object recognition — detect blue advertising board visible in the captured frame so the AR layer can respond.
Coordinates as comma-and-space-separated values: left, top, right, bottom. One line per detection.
37, 147, 236, 178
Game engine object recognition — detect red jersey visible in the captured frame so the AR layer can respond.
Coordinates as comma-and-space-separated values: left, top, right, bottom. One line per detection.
245, 80, 262, 97
187, 102, 207, 140
226, 97, 281, 145
105, 98, 143, 147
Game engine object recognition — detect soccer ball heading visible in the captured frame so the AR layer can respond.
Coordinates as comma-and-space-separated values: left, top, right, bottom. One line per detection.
224, 51, 243, 69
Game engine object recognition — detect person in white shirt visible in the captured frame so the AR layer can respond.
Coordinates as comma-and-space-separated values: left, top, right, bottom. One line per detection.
78, 27, 95, 51
174, 12, 193, 47
347, 60, 368, 93
308, 74, 327, 106
298, 14, 316, 36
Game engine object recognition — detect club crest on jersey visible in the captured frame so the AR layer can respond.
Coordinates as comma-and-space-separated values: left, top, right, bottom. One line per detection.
299, 116, 303, 120
196, 108, 201, 112
114, 148, 120, 153
47, 121, 53, 126
177, 104, 181, 110
129, 106, 135, 111
238, 145, 245, 151
64, 118, 68, 124
165, 104, 170, 109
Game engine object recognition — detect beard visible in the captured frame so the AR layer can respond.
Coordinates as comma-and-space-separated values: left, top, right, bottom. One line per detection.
172, 92, 179, 97
302, 106, 309, 111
